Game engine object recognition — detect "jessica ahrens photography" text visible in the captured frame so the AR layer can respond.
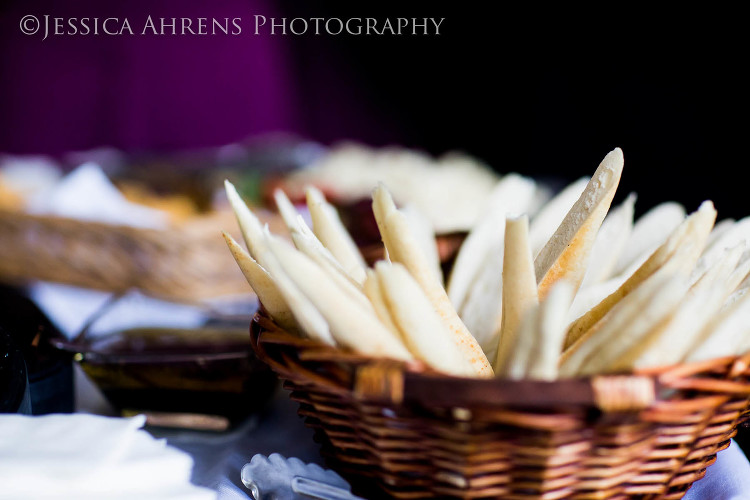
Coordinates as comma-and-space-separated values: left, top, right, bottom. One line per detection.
19, 15, 446, 40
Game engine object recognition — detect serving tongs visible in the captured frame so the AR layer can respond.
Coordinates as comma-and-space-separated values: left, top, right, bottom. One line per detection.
241, 453, 364, 500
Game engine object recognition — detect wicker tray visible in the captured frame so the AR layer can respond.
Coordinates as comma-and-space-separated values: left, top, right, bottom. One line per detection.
0, 208, 250, 302
250, 312, 750, 499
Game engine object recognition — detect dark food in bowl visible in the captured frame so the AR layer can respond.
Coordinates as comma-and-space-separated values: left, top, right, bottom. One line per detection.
52, 326, 277, 426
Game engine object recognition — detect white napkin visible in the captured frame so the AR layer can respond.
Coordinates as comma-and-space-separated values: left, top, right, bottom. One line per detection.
26, 162, 168, 229
684, 440, 750, 500
29, 283, 210, 341
0, 413, 216, 500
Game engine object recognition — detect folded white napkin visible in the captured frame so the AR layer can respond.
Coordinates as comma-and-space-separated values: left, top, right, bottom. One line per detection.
0, 413, 216, 500
29, 284, 210, 341
26, 162, 168, 229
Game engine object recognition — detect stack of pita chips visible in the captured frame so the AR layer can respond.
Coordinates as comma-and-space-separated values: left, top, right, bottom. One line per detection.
224, 148, 750, 380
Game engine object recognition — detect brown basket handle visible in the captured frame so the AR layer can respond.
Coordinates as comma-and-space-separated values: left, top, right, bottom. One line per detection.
591, 375, 655, 412
254, 311, 657, 412
729, 352, 750, 378
354, 362, 405, 404
352, 361, 656, 412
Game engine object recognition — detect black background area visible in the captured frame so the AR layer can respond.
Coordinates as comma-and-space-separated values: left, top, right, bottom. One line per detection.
283, 4, 747, 219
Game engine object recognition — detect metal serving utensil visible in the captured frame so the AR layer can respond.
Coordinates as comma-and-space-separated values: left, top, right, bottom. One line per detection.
241, 453, 365, 500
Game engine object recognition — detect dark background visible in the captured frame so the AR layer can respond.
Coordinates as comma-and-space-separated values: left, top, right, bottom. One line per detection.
0, 2, 746, 218
283, 4, 747, 219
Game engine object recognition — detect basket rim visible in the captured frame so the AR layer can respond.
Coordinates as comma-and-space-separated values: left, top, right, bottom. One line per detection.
250, 311, 750, 412
250, 308, 750, 411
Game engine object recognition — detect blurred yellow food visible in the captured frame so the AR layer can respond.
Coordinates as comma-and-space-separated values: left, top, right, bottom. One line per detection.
0, 181, 23, 210
117, 182, 199, 223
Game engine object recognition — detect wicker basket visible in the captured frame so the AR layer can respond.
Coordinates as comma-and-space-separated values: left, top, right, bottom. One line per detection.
0, 208, 251, 302
250, 312, 750, 499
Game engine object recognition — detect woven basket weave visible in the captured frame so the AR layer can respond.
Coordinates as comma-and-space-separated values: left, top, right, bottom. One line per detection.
0, 208, 250, 301
251, 312, 750, 499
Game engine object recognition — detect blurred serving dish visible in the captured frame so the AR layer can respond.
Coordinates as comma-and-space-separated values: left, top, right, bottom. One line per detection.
27, 284, 275, 430
53, 325, 276, 430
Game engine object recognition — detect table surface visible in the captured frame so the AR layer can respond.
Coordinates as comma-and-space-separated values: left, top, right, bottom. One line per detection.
75, 363, 322, 499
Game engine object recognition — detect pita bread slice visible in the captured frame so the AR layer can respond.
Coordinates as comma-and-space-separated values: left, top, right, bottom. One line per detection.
273, 188, 304, 233
275, 188, 331, 266
224, 180, 267, 259
706, 218, 736, 249
535, 148, 624, 300
372, 182, 398, 256
705, 218, 750, 254
689, 266, 750, 355
276, 193, 362, 293
737, 334, 750, 356
689, 242, 745, 288
444, 175, 536, 354
562, 263, 676, 370
291, 217, 361, 287
224, 180, 334, 342
306, 186, 367, 284
363, 269, 402, 339
222, 231, 296, 330
454, 189, 541, 359
496, 304, 538, 379
564, 201, 716, 349
630, 284, 726, 369
728, 254, 750, 294
723, 288, 748, 312
566, 276, 625, 324
402, 204, 442, 284
626, 243, 744, 369
560, 271, 687, 377
499, 281, 574, 380
692, 216, 750, 278
494, 215, 538, 372
459, 243, 504, 361
523, 282, 574, 380
735, 306, 750, 354
447, 174, 536, 311
683, 289, 750, 363
614, 202, 686, 275
386, 210, 494, 375
253, 231, 334, 345
372, 185, 494, 377
291, 230, 372, 312
529, 177, 589, 257
376, 262, 476, 376
267, 234, 412, 360
580, 193, 636, 288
